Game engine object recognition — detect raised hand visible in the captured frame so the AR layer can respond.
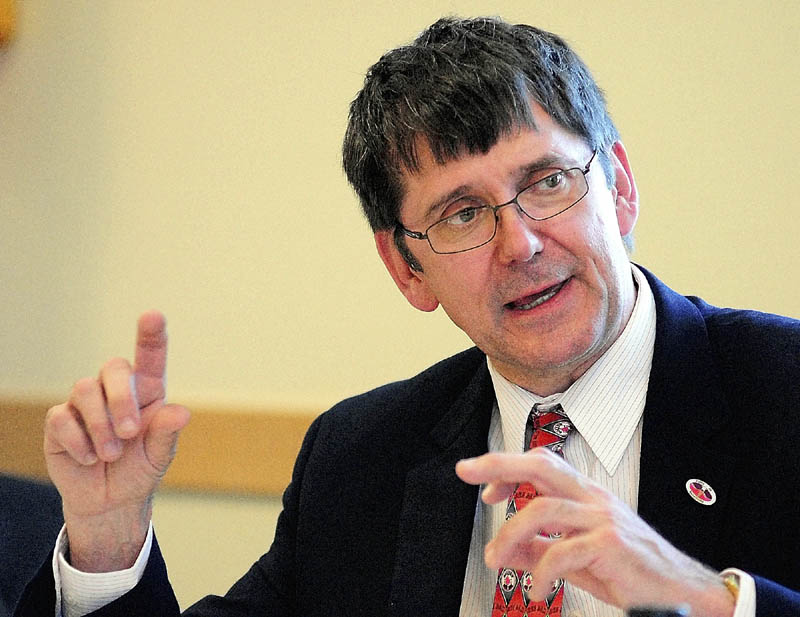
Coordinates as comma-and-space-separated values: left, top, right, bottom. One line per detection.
44, 311, 190, 572
456, 449, 736, 617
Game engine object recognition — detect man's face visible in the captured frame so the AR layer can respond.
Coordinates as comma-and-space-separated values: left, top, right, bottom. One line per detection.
376, 104, 639, 395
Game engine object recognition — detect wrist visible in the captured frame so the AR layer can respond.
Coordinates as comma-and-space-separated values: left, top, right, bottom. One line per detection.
688, 572, 736, 617
64, 501, 152, 572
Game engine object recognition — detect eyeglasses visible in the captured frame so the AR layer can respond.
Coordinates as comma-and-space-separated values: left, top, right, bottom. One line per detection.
397, 151, 596, 254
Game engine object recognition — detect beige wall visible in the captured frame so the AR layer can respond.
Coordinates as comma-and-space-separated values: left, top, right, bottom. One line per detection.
2, 3, 799, 607
2, 1, 798, 414
153, 490, 283, 610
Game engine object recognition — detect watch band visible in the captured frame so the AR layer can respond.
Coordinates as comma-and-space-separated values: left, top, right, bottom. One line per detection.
721, 572, 740, 603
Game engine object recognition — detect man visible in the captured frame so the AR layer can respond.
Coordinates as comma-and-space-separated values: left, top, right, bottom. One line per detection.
14, 16, 800, 617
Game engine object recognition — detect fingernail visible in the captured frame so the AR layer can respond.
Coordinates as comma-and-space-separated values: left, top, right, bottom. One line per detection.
83, 452, 98, 466
118, 418, 138, 437
103, 439, 122, 459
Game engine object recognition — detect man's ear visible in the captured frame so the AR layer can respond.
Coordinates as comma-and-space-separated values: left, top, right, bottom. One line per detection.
374, 230, 439, 312
609, 141, 639, 237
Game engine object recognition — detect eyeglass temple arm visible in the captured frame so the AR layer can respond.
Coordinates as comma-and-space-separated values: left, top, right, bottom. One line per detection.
396, 224, 426, 240
584, 149, 597, 172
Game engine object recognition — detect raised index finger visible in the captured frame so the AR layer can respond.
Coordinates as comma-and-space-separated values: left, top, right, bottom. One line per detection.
133, 310, 168, 401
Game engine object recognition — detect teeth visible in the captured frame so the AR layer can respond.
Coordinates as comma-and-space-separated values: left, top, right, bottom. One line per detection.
514, 282, 563, 310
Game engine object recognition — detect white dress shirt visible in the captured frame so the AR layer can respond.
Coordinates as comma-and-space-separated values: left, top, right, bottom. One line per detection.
56, 266, 754, 617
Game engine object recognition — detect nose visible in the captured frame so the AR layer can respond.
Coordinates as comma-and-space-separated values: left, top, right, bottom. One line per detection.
494, 203, 543, 264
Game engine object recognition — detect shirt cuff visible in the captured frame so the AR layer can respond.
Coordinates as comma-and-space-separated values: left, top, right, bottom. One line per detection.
723, 568, 755, 617
52, 521, 153, 617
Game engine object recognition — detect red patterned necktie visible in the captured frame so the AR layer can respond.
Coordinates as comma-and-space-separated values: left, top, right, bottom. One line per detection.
492, 402, 573, 617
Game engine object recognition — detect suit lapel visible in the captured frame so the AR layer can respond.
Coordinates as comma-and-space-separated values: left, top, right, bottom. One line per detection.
389, 360, 494, 617
637, 270, 738, 567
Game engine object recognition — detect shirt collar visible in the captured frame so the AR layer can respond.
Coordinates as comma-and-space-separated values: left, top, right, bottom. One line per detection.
488, 264, 657, 476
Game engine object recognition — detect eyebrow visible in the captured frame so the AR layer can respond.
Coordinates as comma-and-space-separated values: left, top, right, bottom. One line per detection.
419, 153, 576, 223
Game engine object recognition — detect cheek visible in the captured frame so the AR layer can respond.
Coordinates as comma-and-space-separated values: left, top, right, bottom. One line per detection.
561, 221, 628, 314
422, 254, 490, 305
577, 206, 627, 265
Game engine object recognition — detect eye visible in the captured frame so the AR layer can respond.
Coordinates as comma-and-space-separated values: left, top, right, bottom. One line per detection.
445, 207, 480, 226
539, 171, 565, 190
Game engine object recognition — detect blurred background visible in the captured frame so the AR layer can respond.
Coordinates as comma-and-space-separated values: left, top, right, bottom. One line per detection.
1, 0, 798, 609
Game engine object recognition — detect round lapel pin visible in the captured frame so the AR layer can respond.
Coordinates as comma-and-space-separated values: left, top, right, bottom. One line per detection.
686, 479, 716, 505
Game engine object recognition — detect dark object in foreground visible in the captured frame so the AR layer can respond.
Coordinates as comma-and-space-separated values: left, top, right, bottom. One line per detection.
0, 474, 63, 617
627, 605, 690, 617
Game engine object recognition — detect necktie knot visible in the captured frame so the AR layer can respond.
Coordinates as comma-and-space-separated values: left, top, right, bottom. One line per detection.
526, 402, 573, 455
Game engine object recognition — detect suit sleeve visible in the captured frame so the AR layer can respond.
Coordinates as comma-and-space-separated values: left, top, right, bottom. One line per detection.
753, 575, 800, 617
12, 537, 179, 617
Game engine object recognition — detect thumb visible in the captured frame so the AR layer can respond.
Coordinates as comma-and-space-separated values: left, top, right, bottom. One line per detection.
143, 404, 191, 475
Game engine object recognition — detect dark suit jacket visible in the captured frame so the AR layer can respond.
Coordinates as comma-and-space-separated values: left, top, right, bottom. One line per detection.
15, 270, 800, 616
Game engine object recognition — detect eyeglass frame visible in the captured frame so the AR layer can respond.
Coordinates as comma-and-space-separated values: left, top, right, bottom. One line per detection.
395, 150, 597, 255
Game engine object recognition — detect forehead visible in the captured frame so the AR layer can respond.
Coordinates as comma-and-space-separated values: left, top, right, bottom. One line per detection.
398, 105, 589, 223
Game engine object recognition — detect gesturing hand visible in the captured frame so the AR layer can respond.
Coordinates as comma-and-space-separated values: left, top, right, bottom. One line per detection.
44, 311, 190, 572
456, 449, 736, 617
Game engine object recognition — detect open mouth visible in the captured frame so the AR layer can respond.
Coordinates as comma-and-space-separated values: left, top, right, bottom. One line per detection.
506, 279, 569, 311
